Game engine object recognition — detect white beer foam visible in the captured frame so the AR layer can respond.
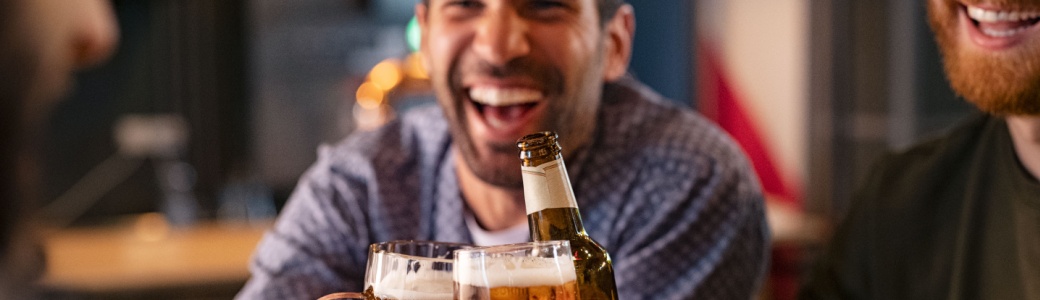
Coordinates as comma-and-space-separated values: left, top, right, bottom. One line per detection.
455, 256, 577, 287
373, 288, 453, 300
369, 258, 454, 300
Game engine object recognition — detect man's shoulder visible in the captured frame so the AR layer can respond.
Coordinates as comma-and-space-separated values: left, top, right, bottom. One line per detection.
867, 113, 994, 186
853, 113, 998, 216
585, 78, 760, 208
600, 78, 749, 169
822, 113, 1005, 295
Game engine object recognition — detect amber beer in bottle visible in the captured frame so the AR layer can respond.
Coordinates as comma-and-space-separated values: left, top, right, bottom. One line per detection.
516, 131, 618, 300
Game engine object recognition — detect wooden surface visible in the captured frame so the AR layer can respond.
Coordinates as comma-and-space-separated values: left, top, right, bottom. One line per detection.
41, 214, 271, 295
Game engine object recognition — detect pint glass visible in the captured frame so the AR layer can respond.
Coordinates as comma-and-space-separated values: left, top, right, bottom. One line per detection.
453, 241, 579, 300
319, 240, 469, 300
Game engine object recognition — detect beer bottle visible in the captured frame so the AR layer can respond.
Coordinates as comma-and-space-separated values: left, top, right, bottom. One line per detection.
516, 131, 619, 300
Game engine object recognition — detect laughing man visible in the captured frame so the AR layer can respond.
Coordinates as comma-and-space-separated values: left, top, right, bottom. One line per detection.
802, 0, 1040, 298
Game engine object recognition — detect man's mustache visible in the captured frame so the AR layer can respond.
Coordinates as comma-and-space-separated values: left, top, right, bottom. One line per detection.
472, 59, 552, 79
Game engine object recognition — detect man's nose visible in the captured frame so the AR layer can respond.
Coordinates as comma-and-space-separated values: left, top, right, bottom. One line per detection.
73, 0, 120, 69
472, 10, 530, 66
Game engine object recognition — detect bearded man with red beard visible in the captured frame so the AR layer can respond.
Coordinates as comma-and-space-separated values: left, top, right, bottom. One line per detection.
801, 0, 1040, 299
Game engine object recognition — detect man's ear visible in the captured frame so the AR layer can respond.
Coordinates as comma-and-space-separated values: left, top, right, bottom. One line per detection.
415, 3, 432, 71
603, 4, 635, 81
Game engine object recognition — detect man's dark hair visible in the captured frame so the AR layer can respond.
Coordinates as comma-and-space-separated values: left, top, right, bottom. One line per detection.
420, 0, 627, 27
595, 0, 625, 26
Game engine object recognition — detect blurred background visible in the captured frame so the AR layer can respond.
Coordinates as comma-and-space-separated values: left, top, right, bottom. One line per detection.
34, 0, 973, 299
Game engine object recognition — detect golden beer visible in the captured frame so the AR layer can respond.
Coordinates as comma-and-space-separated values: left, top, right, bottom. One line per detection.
456, 280, 579, 300
454, 242, 580, 300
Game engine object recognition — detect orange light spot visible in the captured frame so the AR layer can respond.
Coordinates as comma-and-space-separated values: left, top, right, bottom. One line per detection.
405, 52, 429, 80
369, 59, 403, 91
356, 81, 385, 109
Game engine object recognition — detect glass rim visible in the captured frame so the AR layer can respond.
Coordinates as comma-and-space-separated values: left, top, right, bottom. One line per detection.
370, 239, 473, 248
376, 251, 454, 263
452, 240, 570, 256
369, 240, 473, 262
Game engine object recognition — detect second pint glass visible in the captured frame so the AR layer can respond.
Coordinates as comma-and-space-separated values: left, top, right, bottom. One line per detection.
320, 240, 469, 300
453, 241, 579, 300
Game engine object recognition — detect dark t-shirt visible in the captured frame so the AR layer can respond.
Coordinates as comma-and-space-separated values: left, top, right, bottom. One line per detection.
801, 114, 1040, 300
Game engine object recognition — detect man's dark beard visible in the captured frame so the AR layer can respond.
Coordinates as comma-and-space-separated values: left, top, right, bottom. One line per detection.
460, 140, 525, 189
447, 57, 562, 190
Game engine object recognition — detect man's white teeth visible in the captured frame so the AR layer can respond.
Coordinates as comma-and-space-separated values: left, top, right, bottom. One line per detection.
967, 5, 1040, 23
983, 27, 1029, 37
469, 87, 542, 106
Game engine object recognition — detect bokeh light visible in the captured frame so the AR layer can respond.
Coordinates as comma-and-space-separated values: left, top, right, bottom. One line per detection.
407, 16, 422, 52
356, 81, 385, 110
369, 59, 404, 91
405, 52, 429, 80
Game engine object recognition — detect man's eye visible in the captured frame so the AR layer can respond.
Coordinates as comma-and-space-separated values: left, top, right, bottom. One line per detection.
529, 0, 566, 9
524, 0, 571, 19
440, 0, 483, 19
446, 0, 483, 9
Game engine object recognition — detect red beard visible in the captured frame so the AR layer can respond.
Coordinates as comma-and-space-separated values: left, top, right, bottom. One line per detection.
928, 0, 1040, 116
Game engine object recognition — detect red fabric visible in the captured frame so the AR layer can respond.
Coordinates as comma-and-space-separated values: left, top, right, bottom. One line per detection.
696, 42, 802, 300
696, 43, 801, 206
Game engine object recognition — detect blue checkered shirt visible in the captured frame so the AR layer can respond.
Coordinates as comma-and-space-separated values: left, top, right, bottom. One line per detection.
236, 78, 770, 300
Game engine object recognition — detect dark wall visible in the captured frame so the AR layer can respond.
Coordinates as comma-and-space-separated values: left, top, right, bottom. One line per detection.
628, 0, 694, 105
807, 0, 972, 218
42, 0, 248, 226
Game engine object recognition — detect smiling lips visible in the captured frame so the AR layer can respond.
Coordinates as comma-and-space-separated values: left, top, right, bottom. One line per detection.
964, 4, 1040, 41
468, 86, 543, 130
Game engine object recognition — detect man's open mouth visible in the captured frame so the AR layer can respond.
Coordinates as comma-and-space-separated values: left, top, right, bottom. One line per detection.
468, 87, 542, 130
964, 4, 1040, 38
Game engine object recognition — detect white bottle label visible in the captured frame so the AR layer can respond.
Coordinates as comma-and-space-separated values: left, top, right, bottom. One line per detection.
521, 160, 578, 215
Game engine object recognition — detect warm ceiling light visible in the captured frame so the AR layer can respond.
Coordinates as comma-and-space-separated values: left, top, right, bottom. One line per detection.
405, 52, 429, 80
356, 81, 385, 109
369, 59, 403, 91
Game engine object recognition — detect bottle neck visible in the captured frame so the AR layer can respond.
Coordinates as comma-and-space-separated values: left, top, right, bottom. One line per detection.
528, 207, 588, 241
521, 158, 588, 241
